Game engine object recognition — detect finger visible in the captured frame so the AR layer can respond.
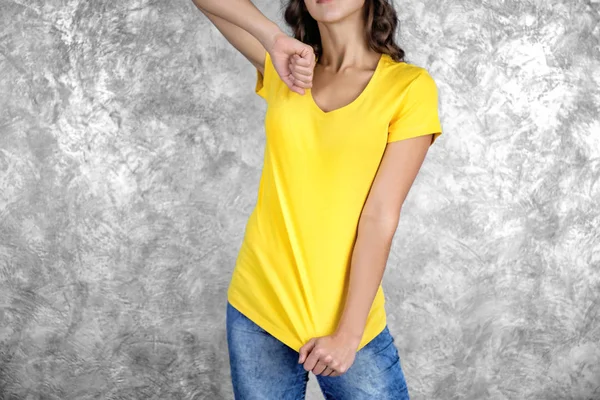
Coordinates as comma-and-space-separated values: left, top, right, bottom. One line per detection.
298, 338, 316, 364
291, 76, 312, 89
278, 65, 295, 88
282, 71, 307, 94
289, 57, 314, 76
284, 46, 314, 94
281, 74, 305, 95
314, 354, 333, 376
289, 67, 313, 85
297, 47, 315, 66
312, 359, 329, 376
289, 63, 314, 77
291, 45, 314, 68
318, 355, 335, 376
290, 66, 314, 89
302, 345, 323, 372
293, 56, 312, 67
291, 86, 306, 95
290, 80, 308, 94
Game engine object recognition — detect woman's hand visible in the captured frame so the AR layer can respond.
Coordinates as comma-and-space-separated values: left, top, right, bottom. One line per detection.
267, 32, 315, 95
298, 332, 361, 377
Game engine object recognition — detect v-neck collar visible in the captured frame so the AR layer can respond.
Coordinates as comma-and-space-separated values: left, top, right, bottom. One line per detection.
306, 53, 387, 116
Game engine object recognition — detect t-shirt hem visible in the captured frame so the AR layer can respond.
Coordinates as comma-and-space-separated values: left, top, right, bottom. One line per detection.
228, 291, 304, 353
228, 290, 388, 354
387, 126, 443, 144
356, 308, 387, 352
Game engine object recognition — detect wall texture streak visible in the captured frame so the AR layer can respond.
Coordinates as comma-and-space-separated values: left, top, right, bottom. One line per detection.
0, 0, 599, 399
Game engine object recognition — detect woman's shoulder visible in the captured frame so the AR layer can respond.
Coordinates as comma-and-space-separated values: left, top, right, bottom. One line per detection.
380, 55, 436, 91
383, 55, 432, 80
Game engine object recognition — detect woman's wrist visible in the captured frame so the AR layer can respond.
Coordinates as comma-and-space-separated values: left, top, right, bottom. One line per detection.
332, 328, 363, 349
255, 23, 286, 54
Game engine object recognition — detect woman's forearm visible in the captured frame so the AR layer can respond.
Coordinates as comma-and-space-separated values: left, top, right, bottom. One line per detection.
334, 215, 397, 344
190, 0, 282, 50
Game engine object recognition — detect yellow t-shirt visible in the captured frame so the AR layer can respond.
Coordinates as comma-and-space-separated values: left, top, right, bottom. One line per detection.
227, 51, 442, 352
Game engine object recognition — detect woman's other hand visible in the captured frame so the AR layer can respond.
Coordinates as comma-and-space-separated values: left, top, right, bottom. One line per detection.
298, 332, 360, 377
268, 32, 315, 95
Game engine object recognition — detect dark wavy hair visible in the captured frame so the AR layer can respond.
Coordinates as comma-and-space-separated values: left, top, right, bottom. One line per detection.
283, 0, 405, 63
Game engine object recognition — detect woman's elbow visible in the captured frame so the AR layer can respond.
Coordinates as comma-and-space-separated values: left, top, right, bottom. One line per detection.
358, 211, 400, 238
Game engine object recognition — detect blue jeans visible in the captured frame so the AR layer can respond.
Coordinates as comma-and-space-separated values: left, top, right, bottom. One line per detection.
226, 301, 410, 399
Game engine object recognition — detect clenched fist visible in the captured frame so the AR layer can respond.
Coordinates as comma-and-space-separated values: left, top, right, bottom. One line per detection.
298, 332, 361, 377
267, 32, 316, 95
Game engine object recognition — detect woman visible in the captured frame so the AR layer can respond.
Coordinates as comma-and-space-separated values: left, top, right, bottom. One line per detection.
192, 0, 442, 398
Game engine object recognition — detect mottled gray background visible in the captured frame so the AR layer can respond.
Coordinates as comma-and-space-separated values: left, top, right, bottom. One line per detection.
1, 0, 599, 399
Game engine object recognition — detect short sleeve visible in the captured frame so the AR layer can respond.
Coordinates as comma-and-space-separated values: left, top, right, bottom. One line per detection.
255, 51, 272, 101
387, 70, 443, 146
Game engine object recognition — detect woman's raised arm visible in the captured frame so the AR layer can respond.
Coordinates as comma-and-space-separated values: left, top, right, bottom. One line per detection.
191, 0, 277, 75
191, 0, 315, 95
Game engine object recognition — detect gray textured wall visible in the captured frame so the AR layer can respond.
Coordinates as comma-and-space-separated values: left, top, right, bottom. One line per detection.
1, 0, 599, 399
